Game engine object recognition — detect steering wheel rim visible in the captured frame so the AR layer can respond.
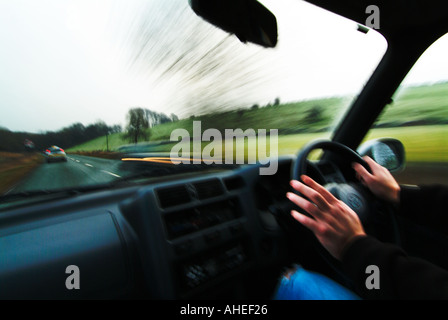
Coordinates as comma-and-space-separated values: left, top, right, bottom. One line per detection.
291, 139, 371, 184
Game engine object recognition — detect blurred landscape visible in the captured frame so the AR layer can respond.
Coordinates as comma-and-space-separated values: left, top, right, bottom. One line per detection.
68, 82, 448, 162
1, 82, 447, 193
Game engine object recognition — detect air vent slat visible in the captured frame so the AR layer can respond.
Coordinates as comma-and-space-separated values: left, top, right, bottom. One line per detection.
156, 185, 191, 208
223, 176, 245, 191
193, 179, 224, 200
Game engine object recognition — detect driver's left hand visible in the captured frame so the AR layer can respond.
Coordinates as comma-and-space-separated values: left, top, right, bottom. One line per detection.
287, 175, 367, 260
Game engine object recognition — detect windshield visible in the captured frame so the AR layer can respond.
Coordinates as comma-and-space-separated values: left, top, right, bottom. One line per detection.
0, 0, 387, 199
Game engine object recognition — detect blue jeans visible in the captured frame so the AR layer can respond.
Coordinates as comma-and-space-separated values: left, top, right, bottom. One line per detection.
273, 265, 360, 300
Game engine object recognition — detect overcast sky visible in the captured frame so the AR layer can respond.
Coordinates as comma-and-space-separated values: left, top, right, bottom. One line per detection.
0, 0, 447, 133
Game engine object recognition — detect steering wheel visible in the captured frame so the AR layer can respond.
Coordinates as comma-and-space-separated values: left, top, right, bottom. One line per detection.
289, 140, 401, 281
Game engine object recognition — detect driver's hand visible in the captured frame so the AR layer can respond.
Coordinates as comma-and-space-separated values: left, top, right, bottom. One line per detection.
352, 156, 401, 204
287, 175, 366, 260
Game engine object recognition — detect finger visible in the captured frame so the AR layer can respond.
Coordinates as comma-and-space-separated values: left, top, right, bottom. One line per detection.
286, 192, 325, 220
291, 210, 320, 234
362, 155, 374, 163
352, 162, 372, 182
290, 179, 331, 211
300, 175, 336, 205
363, 156, 382, 173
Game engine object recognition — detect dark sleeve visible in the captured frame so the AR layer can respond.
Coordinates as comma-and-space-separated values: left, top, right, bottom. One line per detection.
398, 185, 448, 234
342, 236, 448, 299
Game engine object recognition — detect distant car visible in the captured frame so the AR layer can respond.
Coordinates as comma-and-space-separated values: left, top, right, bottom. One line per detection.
45, 146, 67, 163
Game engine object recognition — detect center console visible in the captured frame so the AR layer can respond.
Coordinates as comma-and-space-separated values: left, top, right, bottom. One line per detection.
119, 176, 256, 298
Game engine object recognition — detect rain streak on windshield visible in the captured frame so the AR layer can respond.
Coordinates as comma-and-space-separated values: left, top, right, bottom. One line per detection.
0, 0, 387, 198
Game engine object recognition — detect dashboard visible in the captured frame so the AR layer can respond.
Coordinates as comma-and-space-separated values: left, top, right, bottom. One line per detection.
0, 157, 298, 299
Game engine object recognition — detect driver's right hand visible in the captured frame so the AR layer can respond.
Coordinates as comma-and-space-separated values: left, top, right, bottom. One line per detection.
352, 156, 401, 204
287, 175, 367, 260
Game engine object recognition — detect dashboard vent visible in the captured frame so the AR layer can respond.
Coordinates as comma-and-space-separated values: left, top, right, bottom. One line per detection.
156, 185, 191, 208
193, 179, 224, 200
223, 176, 245, 191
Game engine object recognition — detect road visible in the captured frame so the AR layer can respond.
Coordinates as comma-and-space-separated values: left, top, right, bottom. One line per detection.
9, 153, 448, 194
11, 154, 132, 193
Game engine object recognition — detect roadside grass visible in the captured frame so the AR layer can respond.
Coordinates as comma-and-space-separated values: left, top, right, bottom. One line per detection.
146, 96, 347, 141
67, 125, 448, 164
67, 133, 125, 152
67, 82, 448, 164
67, 96, 348, 153
381, 82, 448, 125
0, 152, 44, 194
365, 125, 448, 163
191, 125, 448, 163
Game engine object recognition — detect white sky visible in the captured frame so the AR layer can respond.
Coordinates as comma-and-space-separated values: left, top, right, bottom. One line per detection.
0, 0, 447, 133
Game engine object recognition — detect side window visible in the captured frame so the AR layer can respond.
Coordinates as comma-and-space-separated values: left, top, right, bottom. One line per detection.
365, 33, 448, 186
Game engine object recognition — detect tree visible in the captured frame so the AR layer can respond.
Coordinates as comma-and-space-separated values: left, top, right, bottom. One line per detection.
110, 124, 122, 133
170, 113, 179, 122
0, 121, 123, 153
84, 121, 109, 141
123, 108, 150, 144
144, 109, 173, 127
305, 105, 324, 123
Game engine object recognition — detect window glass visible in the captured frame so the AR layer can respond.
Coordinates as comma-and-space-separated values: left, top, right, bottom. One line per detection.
365, 33, 448, 185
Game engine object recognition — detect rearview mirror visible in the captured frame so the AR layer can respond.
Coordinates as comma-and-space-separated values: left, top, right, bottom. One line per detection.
357, 138, 406, 173
189, 0, 278, 48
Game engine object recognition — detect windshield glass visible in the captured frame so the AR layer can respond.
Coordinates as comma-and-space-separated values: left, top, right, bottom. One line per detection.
0, 0, 387, 198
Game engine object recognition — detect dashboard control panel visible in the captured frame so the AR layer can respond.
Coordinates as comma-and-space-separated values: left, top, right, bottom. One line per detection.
163, 198, 241, 239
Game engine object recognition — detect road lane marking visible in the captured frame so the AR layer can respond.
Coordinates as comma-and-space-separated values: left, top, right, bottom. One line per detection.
85, 163, 93, 167
101, 170, 121, 178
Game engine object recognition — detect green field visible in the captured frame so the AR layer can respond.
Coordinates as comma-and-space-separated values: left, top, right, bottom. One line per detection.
68, 82, 448, 163
67, 132, 126, 152
365, 125, 448, 162
380, 82, 448, 126
67, 95, 349, 153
